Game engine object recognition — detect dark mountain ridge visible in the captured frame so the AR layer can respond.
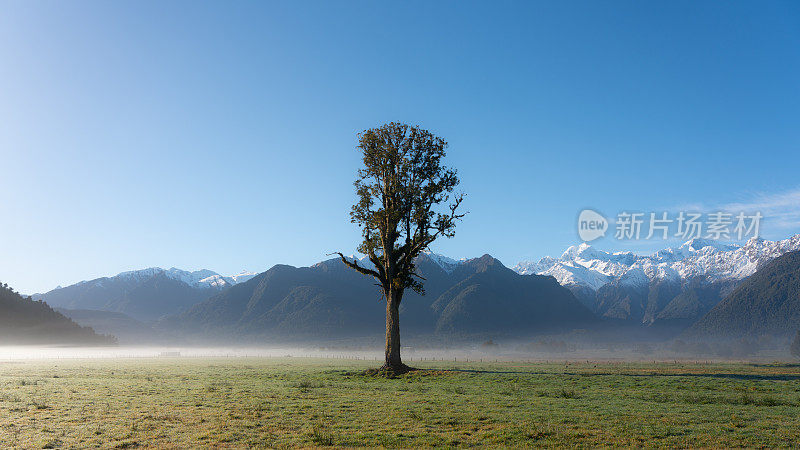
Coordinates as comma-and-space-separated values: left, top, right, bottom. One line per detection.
167, 253, 598, 341
592, 276, 738, 334
686, 250, 800, 338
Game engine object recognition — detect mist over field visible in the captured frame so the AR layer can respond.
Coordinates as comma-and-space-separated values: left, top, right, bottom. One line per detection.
1, 333, 796, 362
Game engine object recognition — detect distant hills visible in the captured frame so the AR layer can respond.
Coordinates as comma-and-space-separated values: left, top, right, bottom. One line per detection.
166, 253, 597, 340
686, 251, 800, 338
34, 267, 256, 321
0, 282, 115, 345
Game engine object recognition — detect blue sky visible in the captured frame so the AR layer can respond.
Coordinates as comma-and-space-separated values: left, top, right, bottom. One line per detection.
1, 1, 799, 294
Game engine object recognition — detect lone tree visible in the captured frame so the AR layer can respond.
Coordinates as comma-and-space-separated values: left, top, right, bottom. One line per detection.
791, 330, 800, 359
336, 122, 464, 374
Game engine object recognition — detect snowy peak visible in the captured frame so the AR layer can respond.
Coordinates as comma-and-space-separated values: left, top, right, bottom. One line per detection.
194, 271, 258, 288
679, 238, 739, 252
165, 268, 225, 287
559, 242, 613, 261
196, 274, 233, 288
513, 234, 800, 292
227, 270, 258, 284
102, 267, 255, 289
422, 250, 463, 273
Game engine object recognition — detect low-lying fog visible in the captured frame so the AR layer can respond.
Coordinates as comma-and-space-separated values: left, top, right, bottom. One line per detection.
1, 341, 796, 362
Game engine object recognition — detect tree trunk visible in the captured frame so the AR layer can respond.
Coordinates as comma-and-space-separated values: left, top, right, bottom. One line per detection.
384, 288, 404, 371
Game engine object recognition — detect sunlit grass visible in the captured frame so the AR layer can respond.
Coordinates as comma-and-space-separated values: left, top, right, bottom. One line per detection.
1, 358, 799, 447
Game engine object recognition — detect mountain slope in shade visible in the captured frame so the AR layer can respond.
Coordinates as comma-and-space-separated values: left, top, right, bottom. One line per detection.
55, 308, 157, 344
654, 280, 738, 325
686, 250, 800, 338
169, 253, 596, 340
34, 267, 256, 321
431, 255, 596, 334
170, 254, 454, 338
0, 283, 115, 345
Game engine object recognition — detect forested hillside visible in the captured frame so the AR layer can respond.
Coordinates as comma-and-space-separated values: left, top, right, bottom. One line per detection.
0, 282, 116, 345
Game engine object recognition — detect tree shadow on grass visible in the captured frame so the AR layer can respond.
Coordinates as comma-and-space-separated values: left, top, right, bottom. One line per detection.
336, 365, 800, 382
445, 368, 800, 382
747, 362, 800, 368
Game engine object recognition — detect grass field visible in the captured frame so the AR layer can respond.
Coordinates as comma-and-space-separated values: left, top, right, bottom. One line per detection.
1, 357, 800, 448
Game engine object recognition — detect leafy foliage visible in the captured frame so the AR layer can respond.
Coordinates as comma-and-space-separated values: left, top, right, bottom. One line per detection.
337, 122, 464, 297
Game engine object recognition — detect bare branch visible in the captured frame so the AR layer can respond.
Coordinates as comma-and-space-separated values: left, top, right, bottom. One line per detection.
329, 252, 381, 279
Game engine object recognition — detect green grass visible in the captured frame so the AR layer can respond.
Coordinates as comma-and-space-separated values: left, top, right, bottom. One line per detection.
1, 357, 800, 447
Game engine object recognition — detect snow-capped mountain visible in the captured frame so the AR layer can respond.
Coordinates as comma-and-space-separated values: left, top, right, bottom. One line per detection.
513, 234, 800, 292
422, 250, 463, 274
35, 267, 259, 322
513, 234, 800, 326
110, 267, 256, 289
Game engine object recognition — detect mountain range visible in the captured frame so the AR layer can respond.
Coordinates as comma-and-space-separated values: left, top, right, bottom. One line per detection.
514, 235, 800, 330
164, 253, 597, 341
19, 234, 800, 344
516, 235, 800, 298
35, 267, 256, 321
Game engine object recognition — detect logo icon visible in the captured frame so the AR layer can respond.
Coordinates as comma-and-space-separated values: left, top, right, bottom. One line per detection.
577, 209, 608, 242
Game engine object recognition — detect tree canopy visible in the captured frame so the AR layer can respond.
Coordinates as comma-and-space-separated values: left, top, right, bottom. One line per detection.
337, 122, 464, 297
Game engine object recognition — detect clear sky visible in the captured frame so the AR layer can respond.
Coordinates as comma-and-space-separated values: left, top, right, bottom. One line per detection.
1, 1, 799, 294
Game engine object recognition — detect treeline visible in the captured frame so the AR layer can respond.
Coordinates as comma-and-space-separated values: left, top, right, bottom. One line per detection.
0, 282, 116, 345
